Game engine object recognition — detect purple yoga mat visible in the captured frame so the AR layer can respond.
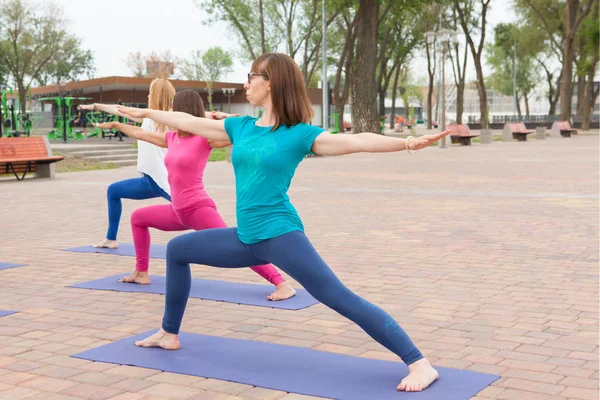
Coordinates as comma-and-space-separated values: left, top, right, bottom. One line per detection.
62, 244, 166, 259
70, 274, 318, 310
0, 263, 26, 271
73, 331, 500, 400
0, 311, 17, 318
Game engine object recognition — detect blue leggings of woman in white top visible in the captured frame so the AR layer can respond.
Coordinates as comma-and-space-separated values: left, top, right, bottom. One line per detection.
104, 174, 171, 241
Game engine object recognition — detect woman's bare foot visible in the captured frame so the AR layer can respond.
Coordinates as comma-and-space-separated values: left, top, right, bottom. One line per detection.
118, 271, 150, 285
266, 281, 296, 301
397, 358, 439, 392
93, 239, 118, 249
134, 329, 180, 350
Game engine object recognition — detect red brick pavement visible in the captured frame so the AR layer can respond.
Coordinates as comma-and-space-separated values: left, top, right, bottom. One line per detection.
0, 134, 598, 399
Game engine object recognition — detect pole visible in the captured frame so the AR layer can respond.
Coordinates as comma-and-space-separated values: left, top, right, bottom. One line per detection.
440, 45, 447, 148
62, 92, 67, 143
321, 0, 328, 129
513, 36, 517, 117
0, 91, 3, 138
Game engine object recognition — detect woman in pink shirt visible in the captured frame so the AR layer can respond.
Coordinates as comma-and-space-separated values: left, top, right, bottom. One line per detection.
96, 90, 295, 301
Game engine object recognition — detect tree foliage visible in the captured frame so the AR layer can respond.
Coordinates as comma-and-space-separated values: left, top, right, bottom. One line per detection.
0, 0, 94, 112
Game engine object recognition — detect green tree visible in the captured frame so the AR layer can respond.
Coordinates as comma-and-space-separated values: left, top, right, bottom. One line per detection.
34, 35, 95, 86
329, 6, 358, 131
513, 0, 564, 115
183, 47, 233, 110
351, 0, 427, 134
195, 0, 280, 61
375, 3, 420, 122
517, 0, 595, 120
454, 0, 492, 129
487, 23, 541, 117
574, 0, 599, 130
0, 0, 93, 113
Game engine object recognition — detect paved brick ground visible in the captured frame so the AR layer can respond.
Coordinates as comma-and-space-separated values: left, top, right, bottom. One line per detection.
0, 134, 598, 400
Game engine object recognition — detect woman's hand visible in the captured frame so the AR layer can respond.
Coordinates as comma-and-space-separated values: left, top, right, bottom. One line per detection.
95, 122, 119, 129
117, 106, 148, 119
407, 130, 451, 151
213, 111, 240, 120
78, 104, 95, 111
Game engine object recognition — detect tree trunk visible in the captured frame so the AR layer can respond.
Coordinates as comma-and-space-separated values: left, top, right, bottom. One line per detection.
351, 0, 380, 134
581, 79, 592, 130
390, 65, 400, 129
426, 40, 436, 129
17, 80, 27, 115
456, 0, 491, 129
474, 59, 489, 127
576, 73, 585, 118
549, 72, 558, 115
378, 88, 386, 118
582, 59, 599, 131
560, 0, 592, 121
259, 0, 267, 54
516, 91, 522, 117
456, 81, 465, 124
524, 93, 530, 116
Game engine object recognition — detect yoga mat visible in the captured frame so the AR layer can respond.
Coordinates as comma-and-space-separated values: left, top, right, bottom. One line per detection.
0, 311, 17, 318
0, 263, 26, 271
70, 274, 318, 310
62, 244, 167, 259
73, 331, 500, 400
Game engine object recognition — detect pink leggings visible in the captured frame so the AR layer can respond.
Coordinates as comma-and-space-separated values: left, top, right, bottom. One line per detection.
130, 204, 285, 286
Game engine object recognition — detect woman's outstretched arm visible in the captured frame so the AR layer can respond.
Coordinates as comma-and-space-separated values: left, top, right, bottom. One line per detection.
310, 130, 451, 156
117, 106, 229, 141
79, 104, 143, 123
95, 122, 167, 148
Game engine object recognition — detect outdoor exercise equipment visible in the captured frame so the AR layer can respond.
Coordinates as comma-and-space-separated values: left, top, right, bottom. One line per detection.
39, 96, 90, 141
0, 89, 40, 137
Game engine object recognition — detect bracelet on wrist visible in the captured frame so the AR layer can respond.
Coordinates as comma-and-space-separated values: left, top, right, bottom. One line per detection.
405, 136, 417, 154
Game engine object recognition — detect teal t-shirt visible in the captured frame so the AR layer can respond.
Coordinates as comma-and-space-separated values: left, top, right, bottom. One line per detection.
224, 116, 325, 244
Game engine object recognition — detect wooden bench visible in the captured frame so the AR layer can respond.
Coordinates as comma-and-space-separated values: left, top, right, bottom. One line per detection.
0, 137, 64, 181
551, 121, 578, 138
449, 124, 479, 146
502, 122, 535, 142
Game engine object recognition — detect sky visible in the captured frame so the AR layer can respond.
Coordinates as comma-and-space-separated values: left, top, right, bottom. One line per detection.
51, 0, 517, 85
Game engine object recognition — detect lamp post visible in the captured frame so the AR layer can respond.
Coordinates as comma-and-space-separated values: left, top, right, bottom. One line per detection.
321, 0, 328, 129
0, 85, 3, 138
425, 29, 458, 148
58, 80, 68, 143
222, 88, 236, 114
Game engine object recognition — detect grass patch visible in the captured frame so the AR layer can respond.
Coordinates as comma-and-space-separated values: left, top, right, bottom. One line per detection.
54, 152, 118, 173
209, 148, 227, 162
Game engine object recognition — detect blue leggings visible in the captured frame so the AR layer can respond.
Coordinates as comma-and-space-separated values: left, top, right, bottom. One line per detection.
105, 174, 171, 240
162, 228, 424, 365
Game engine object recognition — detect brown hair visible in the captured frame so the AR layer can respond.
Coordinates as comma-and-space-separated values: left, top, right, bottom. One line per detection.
172, 90, 206, 137
148, 78, 176, 133
251, 53, 314, 130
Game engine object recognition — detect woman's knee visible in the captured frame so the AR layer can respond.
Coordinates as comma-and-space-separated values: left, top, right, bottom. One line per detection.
166, 235, 194, 263
107, 182, 122, 199
130, 208, 148, 227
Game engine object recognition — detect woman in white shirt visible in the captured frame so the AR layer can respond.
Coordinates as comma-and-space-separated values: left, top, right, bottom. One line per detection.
81, 78, 176, 249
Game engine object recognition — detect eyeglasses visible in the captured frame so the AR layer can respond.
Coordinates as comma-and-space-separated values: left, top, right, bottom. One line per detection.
247, 72, 268, 84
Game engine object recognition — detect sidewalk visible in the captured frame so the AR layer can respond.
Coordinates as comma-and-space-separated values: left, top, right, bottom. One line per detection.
0, 134, 598, 399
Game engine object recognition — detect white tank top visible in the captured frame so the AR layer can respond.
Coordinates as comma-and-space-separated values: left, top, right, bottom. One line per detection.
136, 118, 170, 195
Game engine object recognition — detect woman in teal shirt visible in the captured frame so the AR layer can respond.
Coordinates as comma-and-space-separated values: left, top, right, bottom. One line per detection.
117, 53, 450, 393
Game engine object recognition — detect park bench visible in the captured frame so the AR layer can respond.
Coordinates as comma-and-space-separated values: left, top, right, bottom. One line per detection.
0, 137, 63, 181
551, 121, 578, 138
502, 122, 534, 142
449, 123, 479, 146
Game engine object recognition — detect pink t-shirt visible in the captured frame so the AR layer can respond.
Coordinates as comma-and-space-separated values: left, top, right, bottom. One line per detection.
164, 131, 216, 211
